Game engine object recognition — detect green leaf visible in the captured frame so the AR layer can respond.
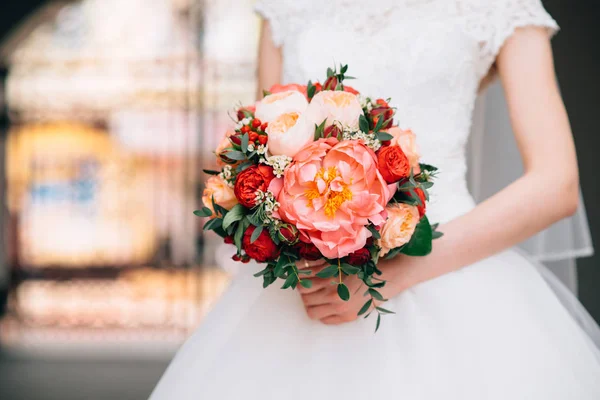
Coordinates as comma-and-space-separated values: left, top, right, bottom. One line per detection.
307, 80, 316, 100
376, 306, 395, 314
359, 115, 369, 133
224, 150, 246, 161
274, 256, 288, 277
432, 230, 444, 240
400, 215, 433, 256
340, 64, 348, 74
299, 279, 313, 289
327, 67, 334, 78
376, 132, 394, 141
313, 119, 327, 141
367, 224, 381, 240
222, 204, 246, 230
193, 207, 213, 218
203, 218, 222, 231
375, 314, 381, 332
315, 265, 339, 278
368, 288, 385, 301
340, 263, 361, 275
241, 133, 249, 153
383, 247, 403, 260
250, 225, 263, 243
262, 90, 271, 97
281, 273, 298, 289
337, 283, 350, 301
373, 115, 385, 133
419, 163, 438, 173
202, 169, 220, 176
357, 299, 373, 316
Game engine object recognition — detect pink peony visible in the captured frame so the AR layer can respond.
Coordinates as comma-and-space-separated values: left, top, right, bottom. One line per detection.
278, 138, 395, 259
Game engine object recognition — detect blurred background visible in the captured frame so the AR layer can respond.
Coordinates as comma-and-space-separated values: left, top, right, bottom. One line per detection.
0, 1, 598, 399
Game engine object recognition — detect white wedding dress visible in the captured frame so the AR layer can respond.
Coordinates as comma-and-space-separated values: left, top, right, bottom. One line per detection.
150, 1, 600, 398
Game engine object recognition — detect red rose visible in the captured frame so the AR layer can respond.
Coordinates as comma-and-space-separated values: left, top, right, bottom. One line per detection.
375, 98, 389, 107
346, 248, 371, 266
343, 85, 359, 95
369, 106, 394, 130
324, 124, 342, 139
377, 146, 410, 184
278, 224, 299, 244
414, 188, 426, 217
234, 165, 275, 208
295, 240, 322, 261
323, 76, 338, 91
243, 226, 280, 262
236, 105, 255, 121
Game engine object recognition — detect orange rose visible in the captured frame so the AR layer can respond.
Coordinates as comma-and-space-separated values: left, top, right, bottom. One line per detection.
233, 165, 275, 208
387, 127, 421, 175
202, 176, 238, 214
379, 203, 420, 256
377, 146, 410, 184
215, 130, 235, 166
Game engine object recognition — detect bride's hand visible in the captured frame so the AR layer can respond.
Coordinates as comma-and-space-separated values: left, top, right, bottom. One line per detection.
295, 261, 373, 325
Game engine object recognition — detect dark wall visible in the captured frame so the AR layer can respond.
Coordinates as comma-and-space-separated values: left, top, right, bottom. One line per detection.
0, 1, 48, 43
544, 0, 600, 322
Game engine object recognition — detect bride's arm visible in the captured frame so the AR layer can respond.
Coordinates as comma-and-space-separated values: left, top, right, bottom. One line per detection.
381, 26, 579, 293
256, 20, 282, 99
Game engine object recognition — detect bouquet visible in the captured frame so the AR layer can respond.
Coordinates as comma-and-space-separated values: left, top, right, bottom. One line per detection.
196, 65, 441, 330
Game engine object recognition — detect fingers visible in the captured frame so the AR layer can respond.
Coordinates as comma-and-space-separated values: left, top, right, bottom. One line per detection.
297, 277, 333, 294
300, 289, 331, 307
295, 259, 327, 271
320, 315, 353, 325
305, 304, 338, 321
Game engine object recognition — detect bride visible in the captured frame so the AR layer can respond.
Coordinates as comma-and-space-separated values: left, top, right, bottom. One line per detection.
150, 0, 600, 398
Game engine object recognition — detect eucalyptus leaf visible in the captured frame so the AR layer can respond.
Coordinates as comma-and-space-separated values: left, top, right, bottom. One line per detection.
337, 283, 350, 301
224, 150, 246, 161
340, 263, 361, 275
315, 265, 339, 279
203, 218, 222, 231
359, 115, 369, 133
376, 132, 394, 141
202, 169, 220, 176
376, 306, 395, 314
358, 299, 373, 316
241, 133, 249, 153
368, 288, 385, 301
367, 225, 381, 240
375, 314, 381, 332
299, 279, 313, 289
193, 207, 213, 218
250, 225, 264, 243
281, 273, 298, 289
222, 204, 245, 230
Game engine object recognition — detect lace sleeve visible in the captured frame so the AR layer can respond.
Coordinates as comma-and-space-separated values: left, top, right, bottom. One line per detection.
255, 0, 293, 48
475, 0, 559, 81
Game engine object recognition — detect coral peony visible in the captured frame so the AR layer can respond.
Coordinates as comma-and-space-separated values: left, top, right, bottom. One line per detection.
278, 138, 394, 259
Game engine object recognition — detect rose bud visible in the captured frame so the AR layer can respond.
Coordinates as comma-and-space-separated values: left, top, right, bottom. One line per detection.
224, 235, 234, 244
277, 224, 299, 245
234, 165, 275, 208
323, 75, 339, 91
295, 240, 322, 261
313, 82, 322, 93
413, 187, 427, 217
377, 146, 410, 184
229, 134, 242, 146
369, 106, 394, 130
375, 98, 389, 108
346, 248, 371, 266
343, 85, 359, 95
252, 118, 262, 129
237, 106, 255, 121
243, 226, 280, 262
260, 122, 268, 131
324, 124, 342, 139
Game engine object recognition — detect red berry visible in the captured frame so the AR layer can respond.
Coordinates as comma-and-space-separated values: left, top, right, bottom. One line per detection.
260, 122, 268, 131
252, 119, 262, 128
249, 132, 259, 142
258, 135, 268, 145
241, 125, 250, 134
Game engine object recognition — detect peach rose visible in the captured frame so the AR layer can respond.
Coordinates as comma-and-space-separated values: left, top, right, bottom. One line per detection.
255, 90, 308, 123
215, 130, 235, 166
266, 112, 314, 158
387, 127, 421, 175
278, 138, 395, 259
379, 203, 420, 256
305, 90, 363, 130
202, 175, 237, 214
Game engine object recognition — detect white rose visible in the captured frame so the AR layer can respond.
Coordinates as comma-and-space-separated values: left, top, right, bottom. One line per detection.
266, 112, 314, 158
305, 90, 364, 130
255, 91, 308, 123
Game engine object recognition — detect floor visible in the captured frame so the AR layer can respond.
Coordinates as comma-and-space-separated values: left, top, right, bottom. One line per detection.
0, 353, 170, 400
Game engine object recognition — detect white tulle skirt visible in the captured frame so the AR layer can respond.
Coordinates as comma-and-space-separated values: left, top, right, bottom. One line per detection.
150, 249, 600, 399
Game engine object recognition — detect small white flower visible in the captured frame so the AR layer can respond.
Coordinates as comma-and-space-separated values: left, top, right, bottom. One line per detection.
247, 143, 255, 152
260, 154, 292, 178
241, 118, 250, 125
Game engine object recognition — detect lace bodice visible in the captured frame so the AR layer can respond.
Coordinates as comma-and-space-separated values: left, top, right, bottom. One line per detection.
255, 0, 557, 224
